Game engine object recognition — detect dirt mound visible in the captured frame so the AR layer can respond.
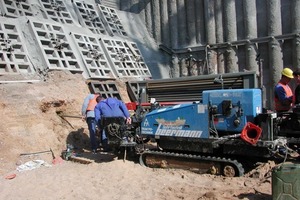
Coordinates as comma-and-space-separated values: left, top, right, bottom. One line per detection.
0, 71, 90, 175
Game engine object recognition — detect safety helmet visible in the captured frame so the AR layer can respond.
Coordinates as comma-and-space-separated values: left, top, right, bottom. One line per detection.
281, 68, 294, 79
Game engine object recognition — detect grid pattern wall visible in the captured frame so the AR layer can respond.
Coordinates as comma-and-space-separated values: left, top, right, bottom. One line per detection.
88, 81, 123, 101
0, 22, 34, 74
0, 0, 152, 82
38, 0, 74, 24
70, 32, 115, 79
0, 0, 33, 17
28, 20, 82, 72
100, 38, 151, 79
98, 5, 127, 37
74, 1, 108, 35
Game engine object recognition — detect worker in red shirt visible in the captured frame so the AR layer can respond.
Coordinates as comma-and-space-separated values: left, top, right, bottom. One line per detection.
274, 68, 294, 112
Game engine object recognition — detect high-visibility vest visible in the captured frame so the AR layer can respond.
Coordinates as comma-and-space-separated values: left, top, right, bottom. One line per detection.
86, 94, 99, 111
275, 83, 293, 111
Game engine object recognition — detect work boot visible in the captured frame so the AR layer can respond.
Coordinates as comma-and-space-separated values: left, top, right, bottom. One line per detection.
92, 149, 97, 154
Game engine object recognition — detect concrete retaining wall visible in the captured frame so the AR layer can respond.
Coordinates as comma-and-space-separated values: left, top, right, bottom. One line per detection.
120, 0, 300, 109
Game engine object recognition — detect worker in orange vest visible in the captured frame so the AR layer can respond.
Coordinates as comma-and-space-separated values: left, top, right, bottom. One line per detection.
274, 68, 294, 112
81, 93, 100, 154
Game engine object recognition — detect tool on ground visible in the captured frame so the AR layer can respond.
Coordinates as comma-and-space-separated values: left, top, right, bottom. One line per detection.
50, 148, 63, 165
56, 112, 81, 129
20, 149, 52, 156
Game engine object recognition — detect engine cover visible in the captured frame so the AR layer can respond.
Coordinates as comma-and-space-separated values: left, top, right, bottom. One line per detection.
202, 89, 262, 132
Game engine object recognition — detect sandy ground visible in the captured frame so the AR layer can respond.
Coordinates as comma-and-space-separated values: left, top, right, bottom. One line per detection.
0, 71, 274, 200
0, 152, 272, 200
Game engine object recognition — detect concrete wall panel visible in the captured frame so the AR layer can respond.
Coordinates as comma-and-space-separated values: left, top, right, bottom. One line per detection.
0, 21, 35, 74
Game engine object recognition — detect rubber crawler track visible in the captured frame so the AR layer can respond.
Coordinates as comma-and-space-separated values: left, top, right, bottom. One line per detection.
139, 150, 245, 177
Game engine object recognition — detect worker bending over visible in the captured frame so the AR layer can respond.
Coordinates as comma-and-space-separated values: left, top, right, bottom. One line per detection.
94, 96, 131, 151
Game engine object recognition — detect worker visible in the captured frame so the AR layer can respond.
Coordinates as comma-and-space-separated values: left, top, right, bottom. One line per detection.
293, 69, 300, 105
274, 68, 294, 112
81, 92, 100, 154
94, 96, 131, 151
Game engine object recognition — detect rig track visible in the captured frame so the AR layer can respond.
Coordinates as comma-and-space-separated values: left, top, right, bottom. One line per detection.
139, 150, 245, 177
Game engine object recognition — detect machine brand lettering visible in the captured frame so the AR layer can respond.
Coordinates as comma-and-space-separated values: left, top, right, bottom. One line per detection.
141, 127, 153, 134
163, 125, 183, 129
171, 130, 180, 136
154, 126, 202, 138
159, 129, 167, 135
166, 129, 172, 135
178, 130, 185, 137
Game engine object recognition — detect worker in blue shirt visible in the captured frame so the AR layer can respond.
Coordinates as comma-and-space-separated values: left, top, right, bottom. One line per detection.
94, 96, 131, 151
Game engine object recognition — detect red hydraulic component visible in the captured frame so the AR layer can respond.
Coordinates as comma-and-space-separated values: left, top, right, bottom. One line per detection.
125, 101, 194, 111
240, 122, 262, 145
125, 102, 137, 110
125, 102, 151, 111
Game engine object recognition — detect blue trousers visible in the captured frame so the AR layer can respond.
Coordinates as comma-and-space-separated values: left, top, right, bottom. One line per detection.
86, 117, 97, 151
102, 130, 107, 141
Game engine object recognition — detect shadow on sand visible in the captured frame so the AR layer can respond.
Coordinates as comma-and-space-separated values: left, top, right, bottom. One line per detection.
63, 128, 138, 164
237, 192, 271, 200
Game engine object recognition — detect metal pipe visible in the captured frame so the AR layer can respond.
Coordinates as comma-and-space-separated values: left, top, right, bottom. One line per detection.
165, 32, 299, 54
